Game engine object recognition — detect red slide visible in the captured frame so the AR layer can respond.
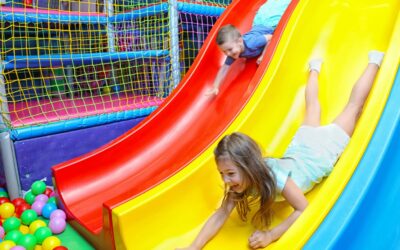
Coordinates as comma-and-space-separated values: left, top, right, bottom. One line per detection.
52, 1, 298, 248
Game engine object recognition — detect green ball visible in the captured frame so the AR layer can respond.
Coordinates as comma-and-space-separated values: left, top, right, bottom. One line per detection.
21, 209, 38, 226
17, 234, 37, 250
0, 191, 9, 198
24, 191, 36, 205
47, 197, 57, 205
4, 229, 23, 242
3, 217, 21, 232
34, 226, 52, 244
31, 181, 46, 195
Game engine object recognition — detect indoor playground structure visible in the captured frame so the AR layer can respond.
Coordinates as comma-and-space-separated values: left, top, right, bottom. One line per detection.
0, 0, 228, 197
1, 0, 400, 249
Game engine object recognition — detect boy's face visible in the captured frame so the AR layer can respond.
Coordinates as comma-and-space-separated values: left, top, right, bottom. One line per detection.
219, 37, 244, 59
217, 158, 248, 194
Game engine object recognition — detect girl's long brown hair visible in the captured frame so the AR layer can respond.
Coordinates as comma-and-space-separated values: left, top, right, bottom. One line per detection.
215, 132, 276, 229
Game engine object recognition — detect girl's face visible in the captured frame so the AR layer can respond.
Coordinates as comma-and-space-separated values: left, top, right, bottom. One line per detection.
217, 159, 248, 194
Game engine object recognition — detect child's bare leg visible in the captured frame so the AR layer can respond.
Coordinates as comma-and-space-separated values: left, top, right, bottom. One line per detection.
334, 51, 384, 136
303, 59, 322, 126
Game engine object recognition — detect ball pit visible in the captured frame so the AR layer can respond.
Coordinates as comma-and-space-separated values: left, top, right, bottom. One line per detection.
0, 183, 70, 250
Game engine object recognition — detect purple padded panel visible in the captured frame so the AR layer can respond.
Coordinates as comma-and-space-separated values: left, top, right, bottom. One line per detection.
13, 117, 144, 191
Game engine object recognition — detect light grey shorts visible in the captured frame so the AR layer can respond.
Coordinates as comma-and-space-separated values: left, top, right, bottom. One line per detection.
282, 124, 350, 191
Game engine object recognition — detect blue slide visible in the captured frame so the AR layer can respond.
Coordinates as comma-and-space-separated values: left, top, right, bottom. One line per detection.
305, 66, 400, 249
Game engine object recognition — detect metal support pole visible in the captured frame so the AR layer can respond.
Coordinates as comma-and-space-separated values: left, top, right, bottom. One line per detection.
168, 0, 181, 88
106, 0, 118, 88
0, 61, 21, 199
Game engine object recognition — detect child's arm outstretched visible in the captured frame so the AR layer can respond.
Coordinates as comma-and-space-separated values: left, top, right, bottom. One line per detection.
178, 198, 235, 250
206, 64, 230, 96
248, 178, 308, 249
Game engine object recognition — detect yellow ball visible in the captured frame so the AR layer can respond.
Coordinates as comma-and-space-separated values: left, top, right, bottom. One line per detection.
42, 236, 61, 250
34, 245, 43, 250
0, 203, 15, 219
29, 220, 47, 234
19, 224, 30, 234
102, 86, 111, 94
0, 240, 16, 250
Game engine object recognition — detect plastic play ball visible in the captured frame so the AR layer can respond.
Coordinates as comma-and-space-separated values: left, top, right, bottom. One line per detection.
41, 204, 57, 219
28, 220, 46, 234
34, 195, 48, 204
3, 217, 21, 232
20, 210, 38, 226
19, 225, 29, 235
33, 227, 52, 244
15, 204, 31, 218
4, 230, 23, 243
41, 236, 61, 250
0, 203, 15, 219
0, 191, 9, 198
102, 86, 111, 94
11, 199, 26, 208
31, 202, 45, 216
48, 218, 66, 234
10, 246, 26, 250
31, 182, 46, 196
49, 210, 66, 220
53, 247, 67, 250
46, 197, 56, 206
17, 234, 37, 250
0, 240, 16, 250
111, 84, 121, 93
0, 226, 4, 238
24, 192, 36, 206
33, 246, 42, 250
43, 188, 53, 197
0, 198, 11, 205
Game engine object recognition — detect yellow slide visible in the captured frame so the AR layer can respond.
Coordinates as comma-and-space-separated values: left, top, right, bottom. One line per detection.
111, 0, 400, 249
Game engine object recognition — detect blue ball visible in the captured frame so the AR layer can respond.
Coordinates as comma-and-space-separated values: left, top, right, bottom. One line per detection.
41, 203, 57, 219
111, 84, 121, 93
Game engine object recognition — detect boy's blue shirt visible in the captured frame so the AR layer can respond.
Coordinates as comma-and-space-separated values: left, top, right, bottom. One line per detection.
224, 25, 274, 65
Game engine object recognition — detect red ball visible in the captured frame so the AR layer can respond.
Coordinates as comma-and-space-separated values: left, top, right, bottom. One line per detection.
0, 197, 10, 205
44, 187, 53, 197
53, 247, 68, 250
15, 202, 31, 217
12, 198, 26, 207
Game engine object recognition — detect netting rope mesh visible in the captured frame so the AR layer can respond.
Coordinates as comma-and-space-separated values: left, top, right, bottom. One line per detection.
0, 0, 231, 137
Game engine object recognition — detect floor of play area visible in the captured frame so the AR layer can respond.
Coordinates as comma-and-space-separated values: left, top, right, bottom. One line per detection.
8, 95, 163, 127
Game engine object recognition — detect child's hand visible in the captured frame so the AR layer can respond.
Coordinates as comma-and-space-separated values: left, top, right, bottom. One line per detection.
256, 55, 264, 65
248, 230, 273, 249
205, 87, 219, 96
176, 247, 199, 250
